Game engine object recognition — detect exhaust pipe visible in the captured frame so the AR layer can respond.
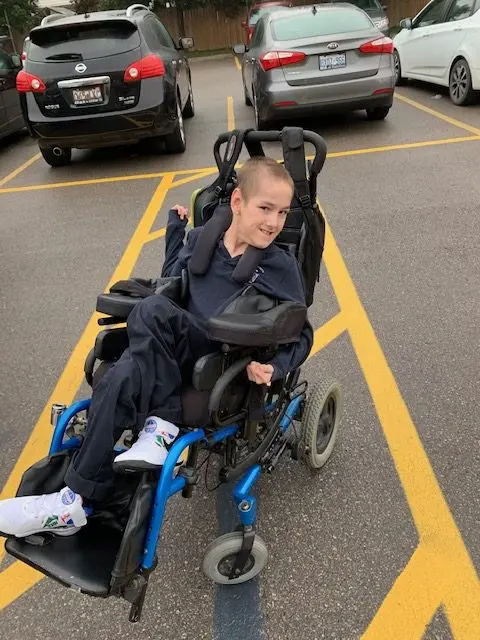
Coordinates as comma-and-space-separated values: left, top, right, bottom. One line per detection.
52, 147, 63, 157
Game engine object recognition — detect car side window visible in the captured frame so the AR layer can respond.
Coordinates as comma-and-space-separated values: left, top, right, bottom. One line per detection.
446, 0, 476, 21
415, 0, 451, 27
250, 19, 264, 47
0, 50, 13, 71
141, 17, 162, 50
152, 18, 176, 49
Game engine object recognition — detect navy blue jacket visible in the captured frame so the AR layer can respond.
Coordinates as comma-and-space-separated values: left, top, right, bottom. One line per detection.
162, 210, 313, 380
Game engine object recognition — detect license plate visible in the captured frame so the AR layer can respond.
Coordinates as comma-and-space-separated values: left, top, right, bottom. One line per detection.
319, 53, 346, 71
72, 86, 103, 105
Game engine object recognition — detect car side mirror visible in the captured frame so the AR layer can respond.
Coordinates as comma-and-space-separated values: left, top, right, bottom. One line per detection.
233, 43, 247, 55
399, 18, 413, 30
179, 36, 194, 50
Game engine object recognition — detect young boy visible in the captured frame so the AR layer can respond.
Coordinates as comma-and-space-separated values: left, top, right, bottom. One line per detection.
0, 156, 313, 538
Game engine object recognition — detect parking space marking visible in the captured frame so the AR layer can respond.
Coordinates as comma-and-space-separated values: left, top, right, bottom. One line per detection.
2, 136, 478, 197
0, 152, 41, 188
320, 215, 480, 638
227, 96, 235, 130
234, 56, 241, 71
396, 92, 480, 137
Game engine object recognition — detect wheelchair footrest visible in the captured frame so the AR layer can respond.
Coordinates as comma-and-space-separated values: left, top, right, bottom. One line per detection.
5, 520, 123, 597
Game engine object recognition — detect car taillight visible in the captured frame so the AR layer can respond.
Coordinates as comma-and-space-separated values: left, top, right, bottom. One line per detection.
259, 50, 306, 72
359, 37, 394, 55
124, 54, 165, 82
16, 70, 46, 93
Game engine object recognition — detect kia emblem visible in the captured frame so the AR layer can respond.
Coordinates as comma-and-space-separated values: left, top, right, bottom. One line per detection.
75, 63, 87, 73
327, 42, 339, 50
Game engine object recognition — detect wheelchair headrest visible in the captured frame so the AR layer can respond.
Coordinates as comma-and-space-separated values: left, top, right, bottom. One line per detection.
189, 204, 264, 284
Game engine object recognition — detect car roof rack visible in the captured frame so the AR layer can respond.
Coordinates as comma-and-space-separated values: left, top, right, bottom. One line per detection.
40, 14, 65, 27
126, 4, 151, 17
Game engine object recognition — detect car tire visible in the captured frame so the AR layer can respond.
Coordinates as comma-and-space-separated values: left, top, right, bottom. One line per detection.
39, 146, 72, 167
253, 89, 268, 130
164, 94, 186, 154
183, 79, 195, 118
366, 106, 390, 121
449, 58, 476, 106
393, 50, 407, 86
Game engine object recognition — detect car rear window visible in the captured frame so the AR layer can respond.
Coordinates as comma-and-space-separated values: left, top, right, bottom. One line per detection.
28, 21, 140, 61
271, 9, 373, 41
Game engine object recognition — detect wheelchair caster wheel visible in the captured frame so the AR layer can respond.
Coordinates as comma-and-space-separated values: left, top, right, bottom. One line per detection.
301, 379, 343, 470
202, 532, 268, 585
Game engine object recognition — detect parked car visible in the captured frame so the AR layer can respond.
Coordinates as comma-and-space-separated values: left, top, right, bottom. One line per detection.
393, 0, 480, 105
234, 3, 395, 129
242, 1, 292, 43
0, 49, 24, 140
17, 4, 195, 167
322, 0, 390, 34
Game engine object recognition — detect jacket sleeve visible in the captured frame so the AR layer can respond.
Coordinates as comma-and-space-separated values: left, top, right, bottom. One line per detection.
265, 256, 314, 380
161, 210, 189, 278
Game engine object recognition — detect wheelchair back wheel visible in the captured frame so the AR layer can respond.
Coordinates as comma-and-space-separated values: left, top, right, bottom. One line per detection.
202, 532, 268, 585
301, 379, 343, 470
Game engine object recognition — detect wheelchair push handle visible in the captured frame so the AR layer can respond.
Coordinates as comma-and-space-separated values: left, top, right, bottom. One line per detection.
213, 128, 328, 177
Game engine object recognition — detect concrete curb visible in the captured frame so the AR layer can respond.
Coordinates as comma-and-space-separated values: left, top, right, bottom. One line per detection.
188, 53, 233, 63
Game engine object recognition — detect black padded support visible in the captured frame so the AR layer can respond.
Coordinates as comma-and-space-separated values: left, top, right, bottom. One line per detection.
94, 327, 129, 362
207, 297, 307, 347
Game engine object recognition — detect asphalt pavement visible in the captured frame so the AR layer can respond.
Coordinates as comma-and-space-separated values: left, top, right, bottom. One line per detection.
0, 57, 479, 640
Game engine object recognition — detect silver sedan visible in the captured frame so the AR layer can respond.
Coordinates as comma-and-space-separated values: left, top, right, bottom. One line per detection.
234, 3, 395, 129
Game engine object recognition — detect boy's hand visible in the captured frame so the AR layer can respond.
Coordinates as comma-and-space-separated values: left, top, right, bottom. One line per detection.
247, 362, 274, 387
172, 204, 189, 221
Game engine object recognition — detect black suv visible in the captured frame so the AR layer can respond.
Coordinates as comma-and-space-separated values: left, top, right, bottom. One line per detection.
17, 4, 195, 166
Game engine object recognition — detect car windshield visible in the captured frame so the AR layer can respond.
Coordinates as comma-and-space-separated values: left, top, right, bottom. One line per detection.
271, 8, 373, 40
249, 5, 287, 25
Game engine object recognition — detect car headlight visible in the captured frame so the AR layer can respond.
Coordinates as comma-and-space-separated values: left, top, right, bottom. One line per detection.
374, 17, 389, 31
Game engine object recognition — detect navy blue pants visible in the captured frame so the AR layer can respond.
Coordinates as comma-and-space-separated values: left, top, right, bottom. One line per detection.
65, 295, 213, 502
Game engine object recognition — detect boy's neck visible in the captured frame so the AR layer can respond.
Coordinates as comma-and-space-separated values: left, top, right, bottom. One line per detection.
223, 224, 248, 258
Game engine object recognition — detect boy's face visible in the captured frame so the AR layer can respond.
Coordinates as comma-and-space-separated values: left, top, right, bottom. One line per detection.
231, 171, 293, 249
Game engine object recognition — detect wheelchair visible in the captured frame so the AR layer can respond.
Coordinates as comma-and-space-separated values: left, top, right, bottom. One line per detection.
5, 127, 343, 623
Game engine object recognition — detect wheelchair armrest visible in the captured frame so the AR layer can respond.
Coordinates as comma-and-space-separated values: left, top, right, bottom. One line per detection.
96, 276, 184, 320
207, 296, 307, 347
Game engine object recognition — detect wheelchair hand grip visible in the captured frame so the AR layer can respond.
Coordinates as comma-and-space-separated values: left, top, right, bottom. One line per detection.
208, 356, 252, 415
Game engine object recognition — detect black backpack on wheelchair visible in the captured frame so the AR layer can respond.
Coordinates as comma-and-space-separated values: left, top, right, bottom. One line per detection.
5, 128, 343, 623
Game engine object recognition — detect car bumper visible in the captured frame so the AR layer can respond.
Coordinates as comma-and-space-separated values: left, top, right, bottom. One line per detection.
471, 66, 480, 91
259, 67, 395, 121
22, 86, 176, 149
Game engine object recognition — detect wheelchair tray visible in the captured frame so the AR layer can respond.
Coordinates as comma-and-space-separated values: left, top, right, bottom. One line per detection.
5, 520, 123, 597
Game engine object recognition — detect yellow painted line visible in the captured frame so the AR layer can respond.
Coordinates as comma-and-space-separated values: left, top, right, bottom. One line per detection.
309, 311, 346, 357
395, 92, 480, 136
227, 96, 235, 131
144, 226, 166, 243
0, 152, 41, 188
2, 135, 478, 197
327, 135, 479, 159
319, 217, 480, 637
234, 56, 241, 72
0, 562, 43, 609
170, 168, 217, 189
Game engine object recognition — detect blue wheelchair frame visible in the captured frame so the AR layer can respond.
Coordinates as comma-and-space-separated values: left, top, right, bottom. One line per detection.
50, 393, 303, 572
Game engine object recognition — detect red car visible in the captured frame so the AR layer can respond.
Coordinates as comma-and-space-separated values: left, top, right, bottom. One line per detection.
242, 1, 291, 43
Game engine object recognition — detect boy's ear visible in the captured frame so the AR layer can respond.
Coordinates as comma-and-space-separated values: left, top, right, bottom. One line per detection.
230, 187, 242, 214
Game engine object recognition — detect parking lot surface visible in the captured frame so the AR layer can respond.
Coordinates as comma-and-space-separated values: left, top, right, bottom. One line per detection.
0, 57, 479, 640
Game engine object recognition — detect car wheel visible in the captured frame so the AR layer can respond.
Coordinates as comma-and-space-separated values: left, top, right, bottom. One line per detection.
366, 106, 390, 121
449, 58, 476, 106
163, 95, 186, 154
253, 89, 268, 130
393, 50, 407, 86
39, 146, 72, 167
183, 79, 195, 118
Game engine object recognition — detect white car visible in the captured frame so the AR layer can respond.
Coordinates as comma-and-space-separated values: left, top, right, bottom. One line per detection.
393, 0, 480, 105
